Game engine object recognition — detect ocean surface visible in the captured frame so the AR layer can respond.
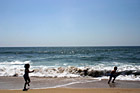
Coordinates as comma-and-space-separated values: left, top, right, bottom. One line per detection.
0, 47, 140, 80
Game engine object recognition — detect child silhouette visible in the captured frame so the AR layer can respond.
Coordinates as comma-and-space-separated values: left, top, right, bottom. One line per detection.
23, 64, 34, 91
108, 66, 117, 84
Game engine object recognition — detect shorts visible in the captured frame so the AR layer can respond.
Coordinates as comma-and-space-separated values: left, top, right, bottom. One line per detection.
23, 75, 30, 82
110, 74, 117, 78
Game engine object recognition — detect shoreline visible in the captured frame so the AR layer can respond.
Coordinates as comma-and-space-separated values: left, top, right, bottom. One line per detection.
0, 76, 140, 90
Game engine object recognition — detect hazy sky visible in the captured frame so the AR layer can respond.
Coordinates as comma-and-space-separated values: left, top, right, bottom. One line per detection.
0, 0, 140, 47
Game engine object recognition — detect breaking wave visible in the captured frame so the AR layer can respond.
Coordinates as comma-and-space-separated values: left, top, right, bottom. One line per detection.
0, 61, 140, 81
0, 61, 30, 65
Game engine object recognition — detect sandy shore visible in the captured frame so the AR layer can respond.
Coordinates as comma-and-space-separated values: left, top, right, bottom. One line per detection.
0, 88, 140, 93
0, 76, 140, 93
0, 76, 140, 89
1, 76, 140, 89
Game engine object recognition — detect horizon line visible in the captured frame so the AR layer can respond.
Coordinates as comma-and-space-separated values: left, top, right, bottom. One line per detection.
0, 45, 140, 47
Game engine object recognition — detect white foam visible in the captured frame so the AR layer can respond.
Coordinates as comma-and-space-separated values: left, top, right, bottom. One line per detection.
117, 75, 140, 81
0, 61, 140, 81
94, 75, 140, 81
38, 80, 100, 89
0, 61, 31, 65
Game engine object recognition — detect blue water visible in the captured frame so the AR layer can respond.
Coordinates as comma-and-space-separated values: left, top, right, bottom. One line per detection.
0, 47, 140, 78
0, 47, 140, 66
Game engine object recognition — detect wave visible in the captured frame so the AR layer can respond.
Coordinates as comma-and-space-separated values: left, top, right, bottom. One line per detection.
0, 61, 31, 65
0, 64, 140, 81
0, 51, 56, 54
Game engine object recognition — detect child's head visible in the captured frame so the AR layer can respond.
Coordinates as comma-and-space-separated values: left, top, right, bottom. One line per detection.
114, 66, 117, 70
24, 64, 30, 69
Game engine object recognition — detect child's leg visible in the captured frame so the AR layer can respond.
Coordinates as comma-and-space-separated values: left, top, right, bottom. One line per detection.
112, 77, 116, 83
108, 76, 112, 84
24, 76, 28, 89
24, 80, 28, 89
27, 77, 31, 86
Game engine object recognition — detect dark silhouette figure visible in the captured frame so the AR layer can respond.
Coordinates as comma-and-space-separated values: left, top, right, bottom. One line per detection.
84, 68, 89, 76
108, 66, 117, 84
23, 64, 34, 91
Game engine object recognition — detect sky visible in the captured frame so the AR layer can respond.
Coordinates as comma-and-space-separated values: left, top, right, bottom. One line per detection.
0, 0, 140, 47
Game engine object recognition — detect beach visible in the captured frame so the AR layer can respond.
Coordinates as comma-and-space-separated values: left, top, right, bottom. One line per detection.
0, 76, 140, 93
0, 77, 140, 93
1, 0, 140, 92
0, 47, 140, 92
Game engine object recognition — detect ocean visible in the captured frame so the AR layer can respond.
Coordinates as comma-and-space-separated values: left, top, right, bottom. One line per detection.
0, 47, 140, 80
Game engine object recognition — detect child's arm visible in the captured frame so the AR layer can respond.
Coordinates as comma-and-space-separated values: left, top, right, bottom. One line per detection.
26, 69, 34, 73
29, 70, 34, 73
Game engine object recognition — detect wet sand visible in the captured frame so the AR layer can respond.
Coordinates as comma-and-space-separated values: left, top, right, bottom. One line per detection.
0, 76, 140, 90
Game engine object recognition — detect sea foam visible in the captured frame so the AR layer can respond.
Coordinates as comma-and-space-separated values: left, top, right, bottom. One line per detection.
0, 61, 140, 81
